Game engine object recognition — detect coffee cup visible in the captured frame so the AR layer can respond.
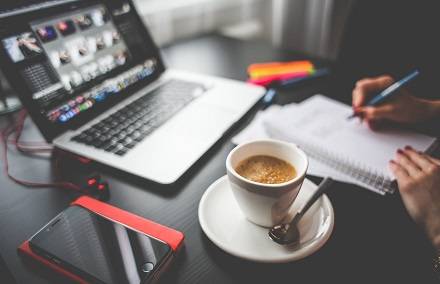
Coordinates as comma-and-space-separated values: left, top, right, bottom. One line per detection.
226, 139, 308, 227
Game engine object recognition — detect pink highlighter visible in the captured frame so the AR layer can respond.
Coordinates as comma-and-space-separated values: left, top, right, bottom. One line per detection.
248, 71, 311, 86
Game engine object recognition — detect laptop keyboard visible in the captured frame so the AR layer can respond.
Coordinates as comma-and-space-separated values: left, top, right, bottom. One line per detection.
71, 79, 204, 156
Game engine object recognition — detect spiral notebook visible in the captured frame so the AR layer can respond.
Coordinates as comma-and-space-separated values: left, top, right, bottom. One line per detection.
262, 95, 438, 194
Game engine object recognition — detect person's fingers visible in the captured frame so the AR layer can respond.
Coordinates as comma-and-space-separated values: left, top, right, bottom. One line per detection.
426, 155, 440, 166
403, 146, 433, 169
360, 104, 396, 120
352, 79, 373, 108
371, 75, 394, 88
406, 145, 440, 166
352, 85, 368, 108
367, 119, 383, 131
352, 76, 394, 107
395, 149, 422, 176
389, 160, 410, 180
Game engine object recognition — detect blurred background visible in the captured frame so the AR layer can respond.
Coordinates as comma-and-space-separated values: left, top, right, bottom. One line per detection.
0, 0, 354, 60
134, 0, 352, 60
1, 0, 353, 92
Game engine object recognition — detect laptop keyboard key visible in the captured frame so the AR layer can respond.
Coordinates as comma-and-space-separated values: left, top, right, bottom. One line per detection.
91, 139, 104, 148
115, 148, 128, 156
72, 133, 88, 142
124, 141, 137, 149
117, 131, 128, 140
82, 135, 94, 144
113, 144, 128, 155
102, 139, 118, 151
130, 130, 141, 139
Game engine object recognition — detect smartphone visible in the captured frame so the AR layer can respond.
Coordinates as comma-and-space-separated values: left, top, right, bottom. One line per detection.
28, 205, 172, 284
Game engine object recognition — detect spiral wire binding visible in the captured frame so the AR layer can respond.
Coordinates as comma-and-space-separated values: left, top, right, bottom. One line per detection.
265, 124, 395, 194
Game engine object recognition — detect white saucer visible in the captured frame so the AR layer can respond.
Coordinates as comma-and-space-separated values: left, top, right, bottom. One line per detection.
198, 176, 334, 263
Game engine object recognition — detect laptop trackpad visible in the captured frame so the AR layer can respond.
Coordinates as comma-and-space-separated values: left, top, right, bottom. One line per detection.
125, 103, 237, 183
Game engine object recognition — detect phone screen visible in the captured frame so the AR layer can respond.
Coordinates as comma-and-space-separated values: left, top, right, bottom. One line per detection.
29, 205, 171, 284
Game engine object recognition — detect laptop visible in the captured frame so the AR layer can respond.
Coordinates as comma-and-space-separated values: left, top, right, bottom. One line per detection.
0, 0, 265, 184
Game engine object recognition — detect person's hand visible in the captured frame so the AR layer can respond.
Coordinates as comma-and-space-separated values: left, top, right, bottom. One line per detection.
352, 75, 439, 128
389, 146, 440, 249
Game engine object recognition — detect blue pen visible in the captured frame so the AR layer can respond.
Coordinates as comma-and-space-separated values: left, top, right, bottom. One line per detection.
262, 88, 277, 108
347, 69, 420, 119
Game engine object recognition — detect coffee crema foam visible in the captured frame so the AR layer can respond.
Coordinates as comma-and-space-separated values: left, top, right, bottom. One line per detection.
235, 155, 296, 184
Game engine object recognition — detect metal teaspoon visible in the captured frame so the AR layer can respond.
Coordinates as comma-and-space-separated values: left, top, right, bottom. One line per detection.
269, 177, 334, 245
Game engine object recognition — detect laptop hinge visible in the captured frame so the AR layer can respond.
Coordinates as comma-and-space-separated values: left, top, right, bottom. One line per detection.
0, 0, 79, 18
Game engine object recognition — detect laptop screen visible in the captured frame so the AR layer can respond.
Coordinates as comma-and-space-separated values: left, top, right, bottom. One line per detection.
0, 0, 164, 141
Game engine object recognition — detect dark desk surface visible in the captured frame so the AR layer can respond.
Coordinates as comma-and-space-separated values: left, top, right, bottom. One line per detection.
0, 34, 438, 283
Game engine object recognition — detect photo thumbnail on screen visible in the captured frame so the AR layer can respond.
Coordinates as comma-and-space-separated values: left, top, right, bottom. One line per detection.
75, 14, 93, 30
35, 26, 57, 42
57, 20, 76, 36
2, 32, 43, 62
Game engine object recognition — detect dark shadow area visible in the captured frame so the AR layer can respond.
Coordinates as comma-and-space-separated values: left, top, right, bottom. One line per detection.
17, 253, 77, 284
0, 254, 16, 284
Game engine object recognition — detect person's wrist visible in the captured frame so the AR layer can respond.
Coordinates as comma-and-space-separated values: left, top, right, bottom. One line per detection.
432, 234, 440, 251
424, 219, 440, 251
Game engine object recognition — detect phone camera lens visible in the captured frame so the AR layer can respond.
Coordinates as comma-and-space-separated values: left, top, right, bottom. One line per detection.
141, 262, 154, 273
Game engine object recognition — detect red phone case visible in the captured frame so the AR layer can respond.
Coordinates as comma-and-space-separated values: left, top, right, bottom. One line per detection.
18, 196, 184, 283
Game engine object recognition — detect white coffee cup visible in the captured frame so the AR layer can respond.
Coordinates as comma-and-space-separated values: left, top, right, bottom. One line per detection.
226, 139, 308, 227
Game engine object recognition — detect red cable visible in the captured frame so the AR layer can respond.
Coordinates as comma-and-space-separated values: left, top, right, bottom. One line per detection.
0, 111, 82, 191
13, 110, 52, 153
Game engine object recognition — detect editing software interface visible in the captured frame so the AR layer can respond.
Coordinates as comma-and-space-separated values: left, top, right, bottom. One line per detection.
1, 2, 157, 124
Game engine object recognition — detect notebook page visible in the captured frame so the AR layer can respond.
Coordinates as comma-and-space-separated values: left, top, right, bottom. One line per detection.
265, 95, 436, 179
231, 105, 283, 145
